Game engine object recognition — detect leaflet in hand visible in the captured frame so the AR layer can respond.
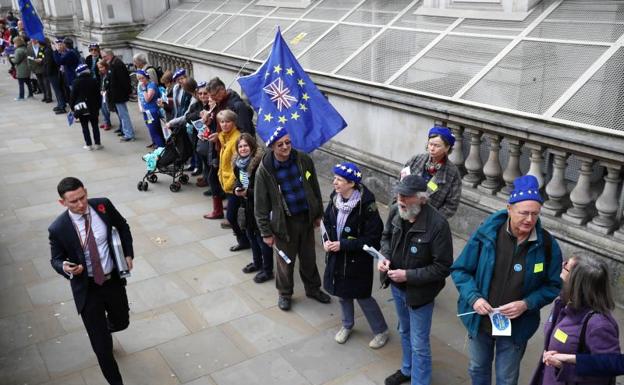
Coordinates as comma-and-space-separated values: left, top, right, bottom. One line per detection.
319, 220, 329, 244
192, 119, 207, 136
273, 246, 292, 264
363, 245, 386, 261
489, 310, 511, 336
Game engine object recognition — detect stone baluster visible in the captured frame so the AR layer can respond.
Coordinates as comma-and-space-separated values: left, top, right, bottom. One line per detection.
497, 138, 523, 198
525, 143, 545, 189
562, 156, 595, 225
462, 128, 483, 187
478, 134, 503, 194
542, 150, 569, 216
447, 124, 465, 173
588, 163, 622, 234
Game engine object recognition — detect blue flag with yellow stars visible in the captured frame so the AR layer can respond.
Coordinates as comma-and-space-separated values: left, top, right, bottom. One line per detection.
238, 28, 347, 153
18, 0, 45, 42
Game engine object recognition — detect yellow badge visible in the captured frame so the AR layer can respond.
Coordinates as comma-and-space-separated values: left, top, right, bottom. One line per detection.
305, 171, 311, 180
534, 263, 544, 273
290, 32, 308, 45
554, 328, 568, 344
427, 180, 439, 192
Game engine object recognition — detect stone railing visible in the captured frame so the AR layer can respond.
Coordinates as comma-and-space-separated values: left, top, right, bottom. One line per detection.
147, 51, 194, 79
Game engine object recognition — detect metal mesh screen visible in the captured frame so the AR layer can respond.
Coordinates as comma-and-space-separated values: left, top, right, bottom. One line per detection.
392, 35, 510, 96
344, 0, 413, 25
554, 47, 624, 132
139, 10, 187, 39
253, 20, 333, 60
298, 24, 380, 73
240, 3, 276, 16
176, 1, 201, 9
218, 0, 252, 13
176, 13, 227, 45
393, 12, 457, 31
304, 0, 361, 21
529, 20, 624, 42
199, 15, 262, 51
463, 41, 607, 114
160, 12, 208, 43
195, 0, 226, 12
225, 18, 295, 57
548, 0, 624, 22
337, 29, 436, 82
271, 4, 315, 18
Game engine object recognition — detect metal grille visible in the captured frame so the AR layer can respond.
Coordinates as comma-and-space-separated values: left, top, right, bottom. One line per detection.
554, 47, 624, 132
253, 20, 333, 59
303, 0, 361, 21
139, 10, 187, 39
225, 18, 295, 57
463, 41, 607, 114
218, 0, 252, 13
344, 0, 413, 26
195, 0, 226, 12
547, 0, 624, 22
392, 35, 510, 96
529, 20, 624, 42
240, 3, 275, 16
271, 5, 314, 18
177, 13, 229, 45
160, 12, 208, 43
337, 29, 436, 82
298, 24, 380, 73
176, 1, 201, 10
199, 15, 262, 51
393, 12, 457, 31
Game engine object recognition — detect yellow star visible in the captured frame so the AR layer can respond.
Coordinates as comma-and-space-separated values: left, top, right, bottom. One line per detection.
273, 65, 282, 74
263, 113, 273, 122
299, 104, 308, 112
278, 115, 287, 124
297, 79, 305, 87
290, 112, 300, 120
286, 68, 294, 76
302, 93, 310, 101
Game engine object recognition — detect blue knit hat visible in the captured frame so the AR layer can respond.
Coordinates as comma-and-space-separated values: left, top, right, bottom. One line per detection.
172, 68, 186, 81
135, 69, 148, 78
266, 127, 288, 147
508, 175, 543, 204
88, 42, 99, 49
428, 126, 455, 148
75, 64, 89, 74
333, 162, 362, 183
197, 80, 207, 88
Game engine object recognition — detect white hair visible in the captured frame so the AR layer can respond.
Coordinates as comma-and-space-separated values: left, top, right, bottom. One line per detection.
133, 52, 148, 65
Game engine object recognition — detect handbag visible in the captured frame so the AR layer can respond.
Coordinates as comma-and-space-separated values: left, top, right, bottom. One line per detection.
73, 101, 90, 118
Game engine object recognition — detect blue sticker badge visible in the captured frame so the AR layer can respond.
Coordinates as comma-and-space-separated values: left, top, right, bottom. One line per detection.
492, 313, 510, 331
344, 226, 351, 233
410, 246, 418, 254
513, 263, 523, 272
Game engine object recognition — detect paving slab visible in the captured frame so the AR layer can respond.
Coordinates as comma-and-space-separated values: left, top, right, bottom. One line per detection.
0, 344, 50, 385
211, 350, 310, 385
115, 311, 190, 354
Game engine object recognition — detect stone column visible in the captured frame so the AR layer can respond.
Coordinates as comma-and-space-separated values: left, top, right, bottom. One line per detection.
497, 138, 523, 199
587, 163, 622, 234
562, 156, 595, 225
542, 150, 569, 216
525, 143, 545, 189
478, 134, 503, 195
447, 124, 465, 174
462, 128, 483, 188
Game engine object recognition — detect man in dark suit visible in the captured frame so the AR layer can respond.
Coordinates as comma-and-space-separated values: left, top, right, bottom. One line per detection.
49, 177, 134, 385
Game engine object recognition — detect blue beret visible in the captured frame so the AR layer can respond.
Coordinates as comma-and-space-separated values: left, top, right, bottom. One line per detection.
266, 127, 288, 147
88, 42, 99, 49
75, 64, 89, 74
197, 80, 207, 88
172, 68, 186, 81
333, 162, 362, 183
509, 175, 543, 204
135, 69, 148, 78
428, 126, 455, 148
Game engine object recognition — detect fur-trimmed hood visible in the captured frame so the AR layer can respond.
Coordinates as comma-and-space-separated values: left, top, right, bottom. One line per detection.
233, 147, 264, 174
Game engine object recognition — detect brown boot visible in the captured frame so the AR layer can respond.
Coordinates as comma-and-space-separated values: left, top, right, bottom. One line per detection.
203, 196, 224, 219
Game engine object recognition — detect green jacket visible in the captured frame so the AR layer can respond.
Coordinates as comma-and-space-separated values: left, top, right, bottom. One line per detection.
11, 46, 31, 79
254, 149, 323, 242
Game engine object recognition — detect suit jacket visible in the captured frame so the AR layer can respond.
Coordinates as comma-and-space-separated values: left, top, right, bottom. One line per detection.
49, 198, 133, 313
577, 353, 624, 377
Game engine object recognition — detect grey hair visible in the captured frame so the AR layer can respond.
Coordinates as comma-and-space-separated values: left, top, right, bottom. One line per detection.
101, 48, 114, 57
133, 52, 148, 65
562, 252, 614, 314
416, 191, 430, 202
216, 109, 238, 123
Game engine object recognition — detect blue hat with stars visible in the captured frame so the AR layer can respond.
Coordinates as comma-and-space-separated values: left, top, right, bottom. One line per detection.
509, 175, 543, 204
75, 64, 89, 74
333, 162, 362, 183
135, 69, 148, 78
172, 68, 186, 81
197, 80, 207, 88
266, 126, 288, 147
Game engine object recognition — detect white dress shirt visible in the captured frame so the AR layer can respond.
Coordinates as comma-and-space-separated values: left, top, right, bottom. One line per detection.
68, 206, 114, 276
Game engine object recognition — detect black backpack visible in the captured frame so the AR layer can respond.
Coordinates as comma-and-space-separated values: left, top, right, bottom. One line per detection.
145, 65, 164, 87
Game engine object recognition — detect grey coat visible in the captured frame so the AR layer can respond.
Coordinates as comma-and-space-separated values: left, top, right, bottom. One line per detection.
11, 46, 31, 79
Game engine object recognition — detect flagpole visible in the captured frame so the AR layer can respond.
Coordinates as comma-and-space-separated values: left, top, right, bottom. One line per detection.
227, 56, 253, 89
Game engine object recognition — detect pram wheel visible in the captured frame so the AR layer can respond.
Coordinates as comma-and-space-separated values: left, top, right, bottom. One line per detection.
137, 181, 143, 191
169, 182, 181, 192
179, 174, 189, 184
142, 181, 149, 191
147, 174, 158, 183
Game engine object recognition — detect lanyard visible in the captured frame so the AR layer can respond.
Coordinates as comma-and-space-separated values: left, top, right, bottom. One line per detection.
72, 213, 92, 251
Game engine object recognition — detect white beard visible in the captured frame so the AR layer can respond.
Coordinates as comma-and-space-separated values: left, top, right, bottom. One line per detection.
398, 203, 421, 221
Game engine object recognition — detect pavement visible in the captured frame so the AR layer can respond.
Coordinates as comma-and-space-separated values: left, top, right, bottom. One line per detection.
0, 62, 623, 385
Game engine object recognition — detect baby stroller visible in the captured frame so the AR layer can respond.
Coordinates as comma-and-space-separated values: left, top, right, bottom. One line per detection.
138, 123, 193, 192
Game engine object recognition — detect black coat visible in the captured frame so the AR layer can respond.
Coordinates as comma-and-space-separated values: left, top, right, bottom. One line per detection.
322, 185, 383, 299
233, 149, 264, 234
42, 45, 59, 76
108, 56, 131, 103
70, 73, 102, 115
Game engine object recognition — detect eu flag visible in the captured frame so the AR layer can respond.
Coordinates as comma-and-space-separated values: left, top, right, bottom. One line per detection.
238, 29, 347, 153
18, 0, 45, 42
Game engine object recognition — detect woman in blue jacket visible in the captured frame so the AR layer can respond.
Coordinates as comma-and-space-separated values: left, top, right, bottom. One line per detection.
136, 69, 164, 148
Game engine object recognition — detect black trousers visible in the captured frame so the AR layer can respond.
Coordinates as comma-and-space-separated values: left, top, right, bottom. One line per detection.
80, 275, 129, 385
79, 114, 100, 146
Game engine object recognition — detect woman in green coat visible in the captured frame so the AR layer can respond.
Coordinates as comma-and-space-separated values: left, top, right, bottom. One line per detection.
9, 36, 33, 101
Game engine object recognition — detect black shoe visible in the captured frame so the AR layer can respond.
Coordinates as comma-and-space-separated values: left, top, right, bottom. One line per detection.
107, 319, 128, 333
45, 99, 53, 103
306, 290, 331, 304
191, 169, 202, 176
253, 271, 274, 283
230, 243, 251, 252
53, 106, 63, 111
120, 137, 135, 142
114, 128, 122, 134
242, 262, 259, 274
54, 109, 66, 115
278, 296, 291, 311
202, 189, 212, 197
385, 370, 410, 385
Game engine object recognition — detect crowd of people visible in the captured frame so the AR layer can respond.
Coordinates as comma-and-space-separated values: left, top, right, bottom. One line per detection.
3, 8, 616, 385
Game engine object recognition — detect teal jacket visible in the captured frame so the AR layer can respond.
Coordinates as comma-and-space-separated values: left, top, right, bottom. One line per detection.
450, 210, 562, 344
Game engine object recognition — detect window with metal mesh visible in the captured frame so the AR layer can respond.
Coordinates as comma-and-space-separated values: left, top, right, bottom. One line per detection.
176, 1, 200, 10
178, 13, 229, 46
393, 13, 457, 31
529, 20, 624, 42
344, 0, 413, 26
298, 24, 380, 73
199, 15, 262, 51
303, 0, 361, 21
554, 47, 624, 132
139, 10, 187, 39
240, 2, 276, 16
463, 41, 607, 114
160, 12, 209, 43
218, 0, 252, 13
337, 29, 437, 82
254, 20, 334, 60
547, 0, 624, 23
392, 35, 510, 96
225, 18, 295, 58
195, 0, 226, 12
271, 5, 314, 19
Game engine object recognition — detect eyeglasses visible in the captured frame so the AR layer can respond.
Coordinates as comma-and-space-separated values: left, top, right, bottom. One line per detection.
514, 210, 541, 219
197, 91, 208, 95
276, 140, 291, 148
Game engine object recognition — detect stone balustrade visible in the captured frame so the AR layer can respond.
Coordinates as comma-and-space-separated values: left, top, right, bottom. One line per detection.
147, 51, 194, 79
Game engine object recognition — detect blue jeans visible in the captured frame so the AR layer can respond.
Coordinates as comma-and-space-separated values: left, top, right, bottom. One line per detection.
144, 110, 165, 147
17, 78, 33, 99
468, 331, 527, 385
392, 285, 434, 385
339, 296, 387, 334
49, 73, 66, 108
115, 102, 135, 139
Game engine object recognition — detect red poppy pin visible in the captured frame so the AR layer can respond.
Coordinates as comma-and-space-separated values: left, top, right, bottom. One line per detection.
97, 204, 106, 214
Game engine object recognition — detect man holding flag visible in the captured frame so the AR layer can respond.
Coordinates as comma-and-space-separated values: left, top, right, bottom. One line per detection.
241, 29, 346, 310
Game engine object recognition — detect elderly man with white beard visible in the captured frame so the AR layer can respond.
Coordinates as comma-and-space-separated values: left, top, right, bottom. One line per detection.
378, 174, 454, 385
